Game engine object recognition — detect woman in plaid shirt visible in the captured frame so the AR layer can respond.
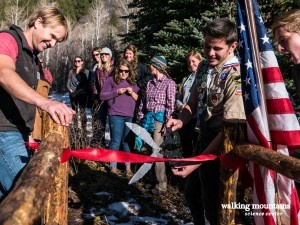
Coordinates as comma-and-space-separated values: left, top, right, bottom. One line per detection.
137, 55, 176, 194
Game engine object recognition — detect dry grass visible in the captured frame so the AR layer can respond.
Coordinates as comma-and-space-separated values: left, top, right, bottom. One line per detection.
67, 110, 192, 224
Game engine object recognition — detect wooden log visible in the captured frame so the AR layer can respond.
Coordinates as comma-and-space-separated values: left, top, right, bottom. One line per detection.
219, 122, 247, 225
0, 132, 65, 225
233, 143, 300, 183
41, 112, 69, 225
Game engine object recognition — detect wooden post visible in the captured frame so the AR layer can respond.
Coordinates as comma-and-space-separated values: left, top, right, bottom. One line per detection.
41, 112, 70, 225
0, 133, 67, 225
0, 113, 70, 225
219, 122, 247, 225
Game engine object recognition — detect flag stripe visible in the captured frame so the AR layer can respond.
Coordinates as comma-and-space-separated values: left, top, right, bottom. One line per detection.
265, 84, 289, 99
266, 99, 295, 114
253, 165, 276, 225
271, 131, 300, 146
260, 51, 279, 68
262, 68, 285, 83
268, 114, 300, 130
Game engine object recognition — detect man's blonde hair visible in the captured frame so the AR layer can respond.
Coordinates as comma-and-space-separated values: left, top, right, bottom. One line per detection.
27, 6, 69, 41
272, 9, 300, 37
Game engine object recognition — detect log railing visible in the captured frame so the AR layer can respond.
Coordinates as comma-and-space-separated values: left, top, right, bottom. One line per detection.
219, 122, 300, 225
0, 114, 69, 225
0, 118, 299, 225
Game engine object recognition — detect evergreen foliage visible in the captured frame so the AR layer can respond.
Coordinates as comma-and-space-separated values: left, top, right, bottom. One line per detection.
57, 0, 90, 22
124, 0, 238, 81
123, 0, 300, 84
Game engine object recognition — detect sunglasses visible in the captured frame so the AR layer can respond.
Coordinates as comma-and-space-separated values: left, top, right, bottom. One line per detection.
74, 60, 82, 63
119, 69, 129, 73
93, 53, 100, 57
100, 53, 110, 56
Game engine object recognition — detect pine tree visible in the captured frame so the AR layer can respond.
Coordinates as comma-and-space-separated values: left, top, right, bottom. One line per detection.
57, 0, 89, 23
121, 0, 177, 61
123, 0, 300, 82
146, 0, 236, 81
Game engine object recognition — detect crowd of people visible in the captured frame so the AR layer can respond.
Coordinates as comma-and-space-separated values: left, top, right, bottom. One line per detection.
66, 44, 203, 195
63, 18, 245, 224
0, 5, 299, 225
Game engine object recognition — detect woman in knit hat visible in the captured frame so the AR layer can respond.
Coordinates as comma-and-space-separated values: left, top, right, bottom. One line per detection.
137, 55, 176, 194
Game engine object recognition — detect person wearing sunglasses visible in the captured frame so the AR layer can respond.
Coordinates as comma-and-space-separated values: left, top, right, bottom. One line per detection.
100, 58, 139, 177
88, 47, 101, 110
90, 47, 115, 147
123, 44, 153, 152
67, 56, 89, 134
88, 47, 102, 143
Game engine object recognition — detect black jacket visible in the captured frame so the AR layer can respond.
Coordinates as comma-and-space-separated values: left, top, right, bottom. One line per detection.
136, 63, 153, 89
0, 25, 39, 134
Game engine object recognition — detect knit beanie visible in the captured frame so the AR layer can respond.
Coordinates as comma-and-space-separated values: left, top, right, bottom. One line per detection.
150, 56, 167, 71
100, 47, 112, 57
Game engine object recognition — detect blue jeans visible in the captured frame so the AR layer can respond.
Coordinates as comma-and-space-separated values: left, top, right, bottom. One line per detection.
0, 131, 29, 200
109, 115, 132, 168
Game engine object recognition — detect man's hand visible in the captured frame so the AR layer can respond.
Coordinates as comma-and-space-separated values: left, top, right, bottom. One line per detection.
165, 118, 183, 131
39, 99, 75, 126
171, 164, 201, 178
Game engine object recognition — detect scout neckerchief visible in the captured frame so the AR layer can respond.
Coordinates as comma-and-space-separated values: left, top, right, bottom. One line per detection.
195, 60, 209, 132
195, 56, 240, 132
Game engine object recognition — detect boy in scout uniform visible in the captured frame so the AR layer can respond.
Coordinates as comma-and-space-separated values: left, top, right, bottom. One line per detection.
166, 18, 246, 225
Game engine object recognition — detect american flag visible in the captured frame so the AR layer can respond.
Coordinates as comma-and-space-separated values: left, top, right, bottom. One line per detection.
237, 0, 300, 224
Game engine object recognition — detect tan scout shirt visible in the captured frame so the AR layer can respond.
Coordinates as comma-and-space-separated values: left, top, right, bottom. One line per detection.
196, 54, 246, 130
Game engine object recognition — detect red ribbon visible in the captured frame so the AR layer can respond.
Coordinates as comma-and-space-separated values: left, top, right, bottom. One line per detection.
25, 142, 40, 151
25, 142, 244, 168
60, 147, 217, 164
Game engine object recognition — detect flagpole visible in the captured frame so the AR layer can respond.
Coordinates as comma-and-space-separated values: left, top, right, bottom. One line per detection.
244, 1, 281, 224
244, 0, 271, 143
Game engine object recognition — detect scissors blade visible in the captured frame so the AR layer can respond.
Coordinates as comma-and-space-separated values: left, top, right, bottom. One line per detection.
125, 122, 160, 150
125, 122, 162, 184
128, 148, 161, 184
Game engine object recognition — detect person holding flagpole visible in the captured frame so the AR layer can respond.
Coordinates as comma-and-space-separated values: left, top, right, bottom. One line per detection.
166, 18, 246, 225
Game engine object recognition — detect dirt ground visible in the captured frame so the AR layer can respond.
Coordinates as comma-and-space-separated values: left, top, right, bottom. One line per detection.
67, 160, 193, 225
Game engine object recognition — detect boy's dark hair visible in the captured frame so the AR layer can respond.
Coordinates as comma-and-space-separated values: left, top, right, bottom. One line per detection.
203, 18, 237, 44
